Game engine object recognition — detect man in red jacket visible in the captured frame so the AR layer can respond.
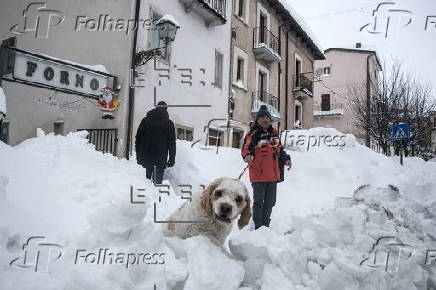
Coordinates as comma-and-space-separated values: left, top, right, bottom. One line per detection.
242, 105, 292, 229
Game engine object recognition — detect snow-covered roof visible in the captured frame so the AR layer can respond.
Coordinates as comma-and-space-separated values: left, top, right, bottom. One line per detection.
276, 0, 325, 60
0, 87, 6, 114
39, 53, 109, 74
156, 14, 180, 28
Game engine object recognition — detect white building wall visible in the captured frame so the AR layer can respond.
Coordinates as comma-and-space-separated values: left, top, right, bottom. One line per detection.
133, 0, 231, 148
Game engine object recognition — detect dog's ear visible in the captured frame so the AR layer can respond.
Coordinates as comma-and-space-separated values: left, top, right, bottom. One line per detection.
238, 192, 252, 229
201, 178, 223, 217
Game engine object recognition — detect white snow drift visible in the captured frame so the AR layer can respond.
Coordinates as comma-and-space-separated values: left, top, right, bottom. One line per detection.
0, 128, 435, 289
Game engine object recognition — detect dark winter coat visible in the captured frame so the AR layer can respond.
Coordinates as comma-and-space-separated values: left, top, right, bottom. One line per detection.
135, 107, 176, 168
241, 123, 291, 183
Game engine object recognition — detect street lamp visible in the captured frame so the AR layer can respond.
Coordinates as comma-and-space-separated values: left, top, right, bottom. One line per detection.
135, 15, 180, 66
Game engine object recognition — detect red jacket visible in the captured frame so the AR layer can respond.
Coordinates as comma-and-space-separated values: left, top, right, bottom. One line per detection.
241, 125, 290, 183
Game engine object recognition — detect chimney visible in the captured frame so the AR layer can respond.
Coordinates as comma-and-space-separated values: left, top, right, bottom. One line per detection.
356, 43, 362, 48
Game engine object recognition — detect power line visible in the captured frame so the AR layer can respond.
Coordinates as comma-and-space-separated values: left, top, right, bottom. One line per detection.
317, 78, 346, 98
307, 3, 379, 20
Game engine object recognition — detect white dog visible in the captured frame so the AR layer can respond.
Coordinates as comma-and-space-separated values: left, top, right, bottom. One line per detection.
163, 177, 252, 247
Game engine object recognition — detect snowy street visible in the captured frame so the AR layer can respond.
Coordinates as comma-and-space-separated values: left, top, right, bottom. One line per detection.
1, 129, 435, 289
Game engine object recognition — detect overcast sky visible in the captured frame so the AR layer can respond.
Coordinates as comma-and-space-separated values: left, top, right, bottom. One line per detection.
285, 0, 436, 97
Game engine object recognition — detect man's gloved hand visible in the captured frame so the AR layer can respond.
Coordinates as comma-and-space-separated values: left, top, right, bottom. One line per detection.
244, 154, 254, 164
285, 159, 292, 169
167, 158, 175, 167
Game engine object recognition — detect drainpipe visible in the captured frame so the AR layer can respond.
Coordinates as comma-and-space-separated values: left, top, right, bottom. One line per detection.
227, 14, 234, 147
278, 25, 281, 132
125, 0, 141, 159
285, 29, 289, 130
366, 53, 374, 148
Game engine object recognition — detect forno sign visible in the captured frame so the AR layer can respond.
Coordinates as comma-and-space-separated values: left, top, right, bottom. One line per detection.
11, 49, 114, 98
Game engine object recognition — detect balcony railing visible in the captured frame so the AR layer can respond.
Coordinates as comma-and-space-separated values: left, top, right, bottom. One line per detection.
179, 0, 227, 25
313, 103, 344, 116
253, 27, 281, 63
251, 91, 281, 121
293, 73, 313, 100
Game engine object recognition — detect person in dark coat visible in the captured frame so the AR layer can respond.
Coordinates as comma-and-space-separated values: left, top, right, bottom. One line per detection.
135, 101, 176, 184
241, 105, 292, 229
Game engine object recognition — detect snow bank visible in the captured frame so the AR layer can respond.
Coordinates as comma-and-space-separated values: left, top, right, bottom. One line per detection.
1, 128, 435, 289
230, 185, 436, 289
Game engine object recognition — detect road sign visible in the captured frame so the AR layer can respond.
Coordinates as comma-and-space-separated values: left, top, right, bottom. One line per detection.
391, 123, 410, 141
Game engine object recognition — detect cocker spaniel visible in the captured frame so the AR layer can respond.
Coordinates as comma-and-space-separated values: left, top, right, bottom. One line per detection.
163, 177, 252, 247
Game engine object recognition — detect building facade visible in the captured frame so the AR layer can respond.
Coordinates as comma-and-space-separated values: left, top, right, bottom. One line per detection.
1, 0, 327, 157
0, 0, 134, 156
312, 44, 382, 144
228, 0, 324, 148
132, 0, 232, 150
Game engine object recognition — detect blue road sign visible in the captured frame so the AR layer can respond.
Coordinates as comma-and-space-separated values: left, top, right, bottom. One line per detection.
391, 123, 410, 141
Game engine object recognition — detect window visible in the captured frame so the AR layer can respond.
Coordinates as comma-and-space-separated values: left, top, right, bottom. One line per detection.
237, 0, 244, 17
232, 130, 243, 148
236, 58, 244, 82
323, 67, 331, 75
233, 46, 248, 88
208, 129, 222, 146
214, 50, 223, 88
258, 71, 266, 92
54, 121, 64, 135
259, 13, 267, 43
0, 120, 9, 144
175, 125, 193, 141
295, 56, 302, 87
294, 101, 302, 128
321, 94, 331, 111
149, 9, 170, 61
256, 62, 269, 95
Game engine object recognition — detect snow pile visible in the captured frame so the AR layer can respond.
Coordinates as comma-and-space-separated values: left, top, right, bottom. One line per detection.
1, 129, 436, 289
0, 87, 6, 114
230, 185, 436, 289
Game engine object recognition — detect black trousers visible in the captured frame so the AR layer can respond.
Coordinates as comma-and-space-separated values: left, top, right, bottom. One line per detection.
251, 181, 277, 229
146, 165, 165, 184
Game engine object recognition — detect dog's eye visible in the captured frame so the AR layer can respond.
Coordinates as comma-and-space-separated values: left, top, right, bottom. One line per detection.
215, 190, 223, 197
235, 196, 243, 203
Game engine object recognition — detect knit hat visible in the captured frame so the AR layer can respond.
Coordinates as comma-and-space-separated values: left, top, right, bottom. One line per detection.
157, 101, 167, 110
255, 105, 271, 122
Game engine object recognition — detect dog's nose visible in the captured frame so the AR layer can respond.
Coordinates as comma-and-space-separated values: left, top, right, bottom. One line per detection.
220, 203, 232, 214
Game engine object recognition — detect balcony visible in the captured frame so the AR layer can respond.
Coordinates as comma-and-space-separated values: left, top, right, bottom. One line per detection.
313, 103, 344, 116
179, 0, 227, 26
251, 91, 281, 121
253, 27, 281, 63
293, 74, 313, 101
